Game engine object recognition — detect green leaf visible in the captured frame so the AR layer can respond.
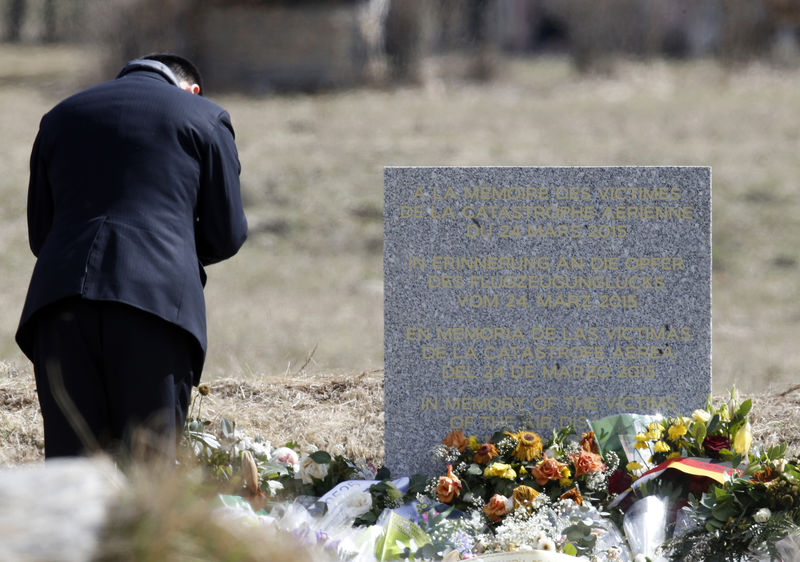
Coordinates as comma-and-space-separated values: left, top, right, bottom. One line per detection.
491, 431, 508, 445
693, 422, 707, 452
259, 460, 289, 478
767, 443, 787, 460
736, 399, 752, 420
356, 511, 378, 525
310, 450, 332, 464
220, 417, 235, 439
706, 414, 720, 436
563, 543, 578, 556
416, 544, 437, 560
407, 473, 429, 496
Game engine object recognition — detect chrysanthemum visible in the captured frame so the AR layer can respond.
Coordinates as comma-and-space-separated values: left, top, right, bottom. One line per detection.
653, 440, 671, 453
667, 422, 688, 441
512, 485, 539, 513
511, 430, 543, 462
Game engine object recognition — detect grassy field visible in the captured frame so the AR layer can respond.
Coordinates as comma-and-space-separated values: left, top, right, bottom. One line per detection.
1, 44, 799, 393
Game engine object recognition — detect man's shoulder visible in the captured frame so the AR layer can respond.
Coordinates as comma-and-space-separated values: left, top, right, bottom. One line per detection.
45, 76, 229, 124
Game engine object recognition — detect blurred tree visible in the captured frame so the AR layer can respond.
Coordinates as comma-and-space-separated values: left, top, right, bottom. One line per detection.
384, 0, 427, 82
6, 0, 25, 42
43, 0, 56, 43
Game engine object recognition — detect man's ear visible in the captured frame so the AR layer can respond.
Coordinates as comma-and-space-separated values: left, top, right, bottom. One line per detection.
179, 81, 201, 95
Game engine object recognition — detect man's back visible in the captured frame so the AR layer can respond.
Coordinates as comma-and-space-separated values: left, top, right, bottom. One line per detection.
17, 55, 248, 458
18, 62, 248, 375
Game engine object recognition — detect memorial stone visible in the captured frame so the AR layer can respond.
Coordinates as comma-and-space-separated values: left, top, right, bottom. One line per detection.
384, 167, 711, 476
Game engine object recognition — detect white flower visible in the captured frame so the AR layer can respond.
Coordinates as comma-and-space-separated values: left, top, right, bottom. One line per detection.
537, 537, 556, 551
342, 490, 373, 517
774, 458, 788, 473
246, 437, 273, 459
271, 447, 299, 470
533, 531, 548, 544
634, 555, 648, 562
297, 453, 330, 484
692, 409, 712, 422
754, 507, 772, 523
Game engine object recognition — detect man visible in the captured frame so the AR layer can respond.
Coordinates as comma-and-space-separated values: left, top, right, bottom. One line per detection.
16, 53, 248, 459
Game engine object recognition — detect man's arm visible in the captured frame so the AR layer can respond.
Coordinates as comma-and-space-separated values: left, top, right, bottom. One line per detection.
27, 129, 54, 257
195, 110, 248, 266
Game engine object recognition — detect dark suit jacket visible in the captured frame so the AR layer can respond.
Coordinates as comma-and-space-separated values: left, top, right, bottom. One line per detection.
16, 61, 248, 381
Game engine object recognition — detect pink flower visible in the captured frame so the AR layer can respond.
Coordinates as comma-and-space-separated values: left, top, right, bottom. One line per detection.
271, 446, 299, 469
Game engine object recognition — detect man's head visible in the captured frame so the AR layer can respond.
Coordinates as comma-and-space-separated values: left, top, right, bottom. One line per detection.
142, 53, 203, 95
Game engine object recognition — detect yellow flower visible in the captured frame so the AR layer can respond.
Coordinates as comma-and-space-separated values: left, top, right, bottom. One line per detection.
668, 422, 688, 441
484, 462, 517, 480
467, 435, 480, 451
634, 432, 650, 448
519, 466, 528, 475
646, 427, 663, 440
626, 461, 643, 472
653, 440, 671, 453
559, 477, 573, 487
733, 420, 752, 457
560, 466, 571, 478
511, 430, 543, 462
667, 451, 681, 459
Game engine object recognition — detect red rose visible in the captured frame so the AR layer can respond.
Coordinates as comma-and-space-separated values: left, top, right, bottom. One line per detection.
702, 435, 731, 458
607, 469, 633, 495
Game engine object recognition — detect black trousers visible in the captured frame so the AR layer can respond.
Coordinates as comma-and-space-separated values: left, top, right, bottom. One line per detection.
31, 297, 195, 460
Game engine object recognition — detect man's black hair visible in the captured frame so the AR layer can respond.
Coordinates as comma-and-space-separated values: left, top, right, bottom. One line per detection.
143, 53, 203, 95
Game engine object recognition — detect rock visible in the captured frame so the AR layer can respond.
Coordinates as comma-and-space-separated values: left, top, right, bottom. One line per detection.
0, 456, 122, 561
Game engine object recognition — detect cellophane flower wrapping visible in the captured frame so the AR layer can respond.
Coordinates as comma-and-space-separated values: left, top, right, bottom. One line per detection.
623, 495, 669, 561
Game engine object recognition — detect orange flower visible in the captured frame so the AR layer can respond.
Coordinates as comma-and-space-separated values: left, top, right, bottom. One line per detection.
512, 485, 540, 513
531, 456, 568, 486
511, 430, 543, 462
579, 431, 600, 454
559, 487, 584, 506
752, 465, 778, 483
473, 443, 499, 465
483, 494, 510, 522
442, 429, 469, 452
570, 450, 606, 477
436, 464, 462, 503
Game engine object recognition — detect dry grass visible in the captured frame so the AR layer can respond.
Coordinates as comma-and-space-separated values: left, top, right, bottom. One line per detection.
2, 47, 799, 393
4, 359, 800, 469
200, 370, 385, 465
0, 360, 43, 465
95, 461, 338, 562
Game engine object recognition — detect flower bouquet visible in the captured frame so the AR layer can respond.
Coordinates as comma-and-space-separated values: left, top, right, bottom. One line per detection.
421, 427, 628, 559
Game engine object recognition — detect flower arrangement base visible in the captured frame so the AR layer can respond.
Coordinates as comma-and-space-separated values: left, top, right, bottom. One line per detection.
475, 551, 588, 561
